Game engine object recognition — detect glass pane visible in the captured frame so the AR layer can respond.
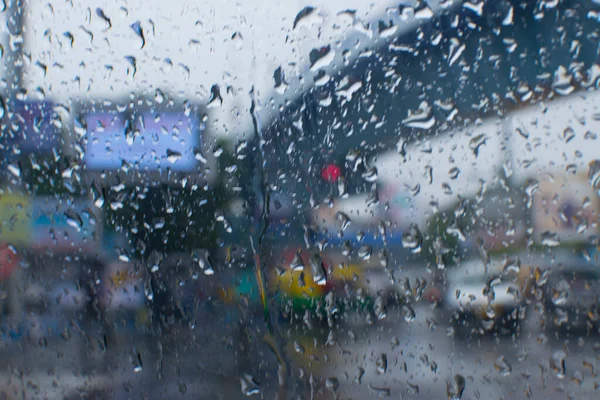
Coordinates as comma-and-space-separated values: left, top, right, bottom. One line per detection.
0, 0, 598, 398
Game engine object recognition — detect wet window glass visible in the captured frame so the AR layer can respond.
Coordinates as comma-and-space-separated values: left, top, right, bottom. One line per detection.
0, 0, 599, 398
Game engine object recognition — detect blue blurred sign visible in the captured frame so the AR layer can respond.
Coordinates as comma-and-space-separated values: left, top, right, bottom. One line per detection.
85, 111, 199, 171
9, 101, 60, 152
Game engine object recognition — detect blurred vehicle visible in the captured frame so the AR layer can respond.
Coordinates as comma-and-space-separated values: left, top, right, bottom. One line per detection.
269, 247, 398, 323
100, 260, 149, 332
439, 258, 525, 335
535, 256, 600, 333
270, 249, 361, 317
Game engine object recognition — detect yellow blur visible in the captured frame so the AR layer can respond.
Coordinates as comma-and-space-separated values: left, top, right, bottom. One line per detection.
0, 193, 30, 244
271, 258, 364, 300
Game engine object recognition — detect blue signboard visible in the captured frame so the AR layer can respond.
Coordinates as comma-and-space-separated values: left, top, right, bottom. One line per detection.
7, 101, 60, 152
85, 111, 200, 171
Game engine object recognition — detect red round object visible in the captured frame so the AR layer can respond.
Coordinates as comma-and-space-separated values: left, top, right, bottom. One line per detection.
322, 164, 342, 182
0, 245, 18, 281
423, 286, 442, 303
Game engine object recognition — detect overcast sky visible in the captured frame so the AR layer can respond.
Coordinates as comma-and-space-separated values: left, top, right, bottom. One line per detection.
16, 0, 599, 200
22, 0, 418, 140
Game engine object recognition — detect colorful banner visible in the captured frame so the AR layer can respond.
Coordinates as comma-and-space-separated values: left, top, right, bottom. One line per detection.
30, 197, 101, 253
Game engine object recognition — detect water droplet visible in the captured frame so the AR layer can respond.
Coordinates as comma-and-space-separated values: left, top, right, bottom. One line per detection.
448, 167, 460, 180
64, 210, 83, 232
63, 31, 74, 47
502, 258, 521, 274
588, 160, 600, 195
402, 225, 423, 253
355, 367, 365, 384
369, 384, 391, 397
166, 149, 182, 164
434, 238, 447, 269
516, 127, 529, 139
562, 127, 575, 143
565, 164, 577, 175
336, 80, 362, 101
273, 66, 287, 94
463, 1, 483, 16
551, 350, 567, 379
293, 6, 322, 29
309, 253, 327, 286
304, 225, 313, 248
551, 279, 570, 305
409, 183, 421, 197
362, 167, 378, 182
96, 7, 112, 30
297, 271, 306, 287
402, 101, 435, 129
240, 374, 260, 396
195, 250, 214, 275
447, 374, 466, 400
338, 176, 348, 198
584, 131, 597, 140
358, 245, 372, 260
378, 220, 387, 242
407, 382, 420, 394
448, 38, 466, 66
207, 84, 223, 108
294, 340, 305, 354
403, 305, 416, 323
553, 307, 569, 327
124, 56, 137, 77
7, 164, 20, 178
502, 6, 514, 25
130, 21, 146, 49
154, 88, 164, 104
341, 241, 352, 256
310, 46, 334, 71
144, 279, 154, 301
414, 4, 434, 19
378, 248, 389, 268
336, 211, 351, 232
494, 355, 512, 376
91, 180, 104, 208
376, 353, 387, 374
290, 252, 304, 271
325, 377, 339, 392
469, 134, 488, 157
374, 296, 387, 320
541, 231, 560, 247
366, 185, 379, 207
485, 305, 496, 319
524, 179, 539, 208
552, 66, 575, 95
133, 352, 143, 372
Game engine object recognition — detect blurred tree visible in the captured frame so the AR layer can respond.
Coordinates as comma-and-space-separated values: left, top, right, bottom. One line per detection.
20, 152, 84, 197
423, 198, 478, 269
102, 138, 247, 259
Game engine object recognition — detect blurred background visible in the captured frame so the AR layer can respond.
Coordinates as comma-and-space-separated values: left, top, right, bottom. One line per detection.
0, 0, 599, 398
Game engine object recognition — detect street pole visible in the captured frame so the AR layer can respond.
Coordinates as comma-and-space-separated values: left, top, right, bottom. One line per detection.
6, 0, 24, 98
3, 0, 25, 320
